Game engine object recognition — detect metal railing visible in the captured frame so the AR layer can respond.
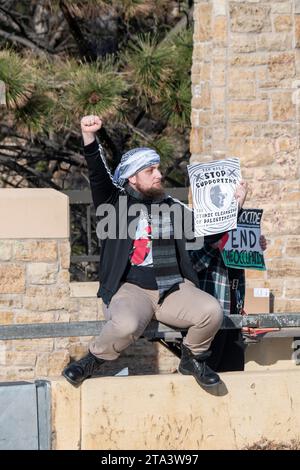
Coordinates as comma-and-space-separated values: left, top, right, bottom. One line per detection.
1, 315, 300, 341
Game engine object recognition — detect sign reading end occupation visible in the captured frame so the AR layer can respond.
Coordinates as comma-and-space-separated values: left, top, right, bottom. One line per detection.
188, 158, 241, 236
221, 209, 266, 271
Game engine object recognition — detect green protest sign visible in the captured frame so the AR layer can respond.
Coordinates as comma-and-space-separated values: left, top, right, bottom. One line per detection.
221, 209, 266, 270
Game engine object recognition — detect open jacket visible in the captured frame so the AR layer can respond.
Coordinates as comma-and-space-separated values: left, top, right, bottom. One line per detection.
83, 139, 210, 306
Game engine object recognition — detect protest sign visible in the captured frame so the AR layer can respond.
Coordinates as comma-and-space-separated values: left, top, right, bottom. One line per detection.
220, 208, 266, 270
187, 158, 241, 236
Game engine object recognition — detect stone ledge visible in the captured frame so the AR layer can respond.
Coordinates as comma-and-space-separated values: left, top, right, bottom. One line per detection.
0, 189, 69, 239
51, 369, 300, 450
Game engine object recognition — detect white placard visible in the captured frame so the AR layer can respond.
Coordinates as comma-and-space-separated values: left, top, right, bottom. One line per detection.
188, 158, 241, 236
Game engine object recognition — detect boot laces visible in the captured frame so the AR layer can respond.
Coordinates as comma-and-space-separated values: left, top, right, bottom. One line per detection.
77, 353, 100, 376
192, 356, 211, 376
193, 358, 207, 375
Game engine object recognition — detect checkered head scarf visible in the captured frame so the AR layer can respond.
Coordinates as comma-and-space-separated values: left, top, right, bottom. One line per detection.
113, 147, 160, 186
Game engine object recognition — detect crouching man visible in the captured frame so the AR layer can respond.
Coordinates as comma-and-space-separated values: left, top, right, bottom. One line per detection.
63, 115, 246, 389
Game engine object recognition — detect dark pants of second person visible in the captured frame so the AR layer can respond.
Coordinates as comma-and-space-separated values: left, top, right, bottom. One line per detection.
206, 329, 245, 372
207, 268, 246, 372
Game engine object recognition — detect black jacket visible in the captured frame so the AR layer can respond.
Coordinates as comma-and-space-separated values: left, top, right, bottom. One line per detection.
84, 139, 212, 306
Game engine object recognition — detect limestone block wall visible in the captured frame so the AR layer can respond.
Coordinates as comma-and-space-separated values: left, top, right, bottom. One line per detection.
191, 0, 300, 311
0, 189, 71, 380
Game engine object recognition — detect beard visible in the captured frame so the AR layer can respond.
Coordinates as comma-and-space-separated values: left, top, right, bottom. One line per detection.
136, 182, 165, 200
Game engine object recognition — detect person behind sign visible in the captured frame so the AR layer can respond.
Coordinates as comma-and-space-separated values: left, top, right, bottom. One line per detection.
62, 114, 247, 389
190, 229, 267, 372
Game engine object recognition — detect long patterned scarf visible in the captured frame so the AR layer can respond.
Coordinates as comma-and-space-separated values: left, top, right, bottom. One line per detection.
126, 185, 183, 302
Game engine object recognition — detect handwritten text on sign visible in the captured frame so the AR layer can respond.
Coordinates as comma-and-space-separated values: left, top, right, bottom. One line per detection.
221, 209, 266, 270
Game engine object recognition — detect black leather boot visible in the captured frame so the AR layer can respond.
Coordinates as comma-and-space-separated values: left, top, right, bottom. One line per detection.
62, 351, 105, 386
178, 344, 221, 388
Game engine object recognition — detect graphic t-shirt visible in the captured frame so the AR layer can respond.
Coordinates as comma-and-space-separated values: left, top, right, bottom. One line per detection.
124, 209, 157, 289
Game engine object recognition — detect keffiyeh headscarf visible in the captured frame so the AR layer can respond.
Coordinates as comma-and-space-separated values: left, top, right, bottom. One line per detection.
113, 147, 160, 186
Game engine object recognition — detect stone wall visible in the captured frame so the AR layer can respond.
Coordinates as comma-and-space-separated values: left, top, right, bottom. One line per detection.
191, 0, 300, 311
0, 189, 178, 381
0, 238, 71, 380
52, 370, 300, 450
0, 189, 70, 380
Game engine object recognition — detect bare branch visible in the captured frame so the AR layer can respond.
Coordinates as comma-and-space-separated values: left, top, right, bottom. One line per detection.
125, 122, 153, 144
49, 17, 66, 49
0, 6, 23, 33
160, 6, 193, 45
0, 154, 61, 189
0, 27, 50, 57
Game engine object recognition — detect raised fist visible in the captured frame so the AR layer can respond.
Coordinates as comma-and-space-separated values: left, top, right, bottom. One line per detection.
81, 115, 102, 134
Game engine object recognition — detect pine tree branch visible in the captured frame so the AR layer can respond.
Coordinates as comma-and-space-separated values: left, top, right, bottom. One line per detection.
0, 176, 19, 188
0, 154, 61, 189
125, 122, 153, 144
0, 145, 84, 168
160, 6, 193, 45
49, 17, 66, 49
59, 0, 97, 61
0, 6, 24, 34
0, 27, 51, 57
